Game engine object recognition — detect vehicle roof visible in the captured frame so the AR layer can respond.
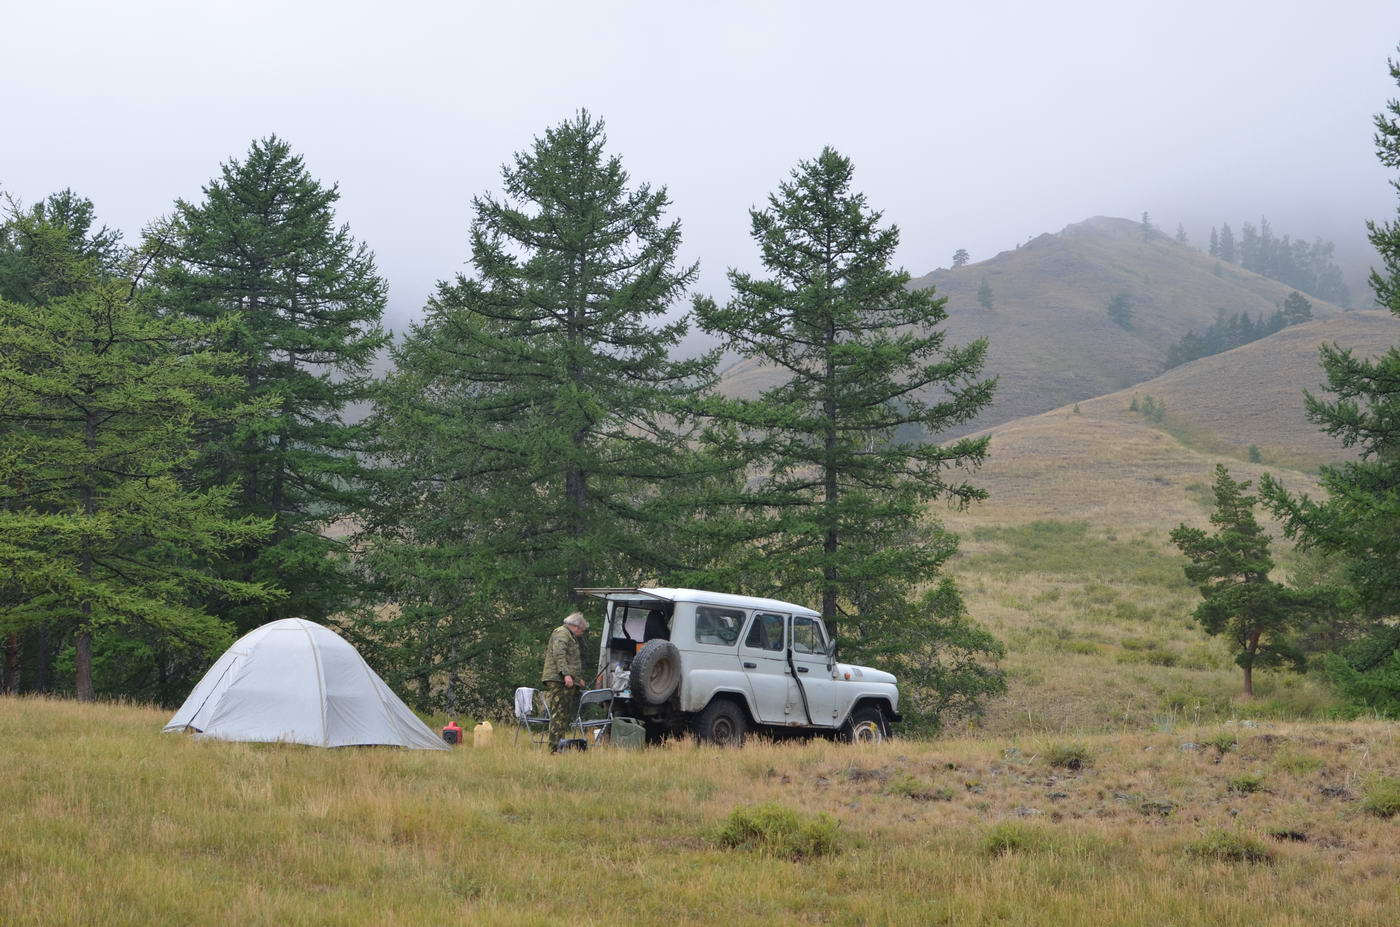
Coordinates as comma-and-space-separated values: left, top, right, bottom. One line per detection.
583, 587, 821, 618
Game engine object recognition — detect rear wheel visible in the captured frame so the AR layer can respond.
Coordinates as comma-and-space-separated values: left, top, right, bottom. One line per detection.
839, 705, 888, 744
695, 698, 748, 747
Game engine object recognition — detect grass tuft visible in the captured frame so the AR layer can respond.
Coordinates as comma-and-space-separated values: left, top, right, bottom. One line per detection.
1361, 776, 1400, 818
983, 822, 1055, 857
1044, 743, 1091, 770
1227, 774, 1265, 794
1185, 829, 1274, 864
714, 802, 840, 860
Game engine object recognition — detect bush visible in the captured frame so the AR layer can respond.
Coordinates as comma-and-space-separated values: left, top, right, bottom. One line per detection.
1206, 733, 1237, 755
1044, 743, 1091, 771
983, 822, 1054, 857
1362, 776, 1400, 818
1227, 774, 1265, 794
1185, 830, 1274, 863
715, 803, 839, 860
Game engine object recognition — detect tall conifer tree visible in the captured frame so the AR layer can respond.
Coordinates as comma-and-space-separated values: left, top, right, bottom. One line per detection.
1262, 50, 1400, 713
150, 137, 388, 630
358, 112, 717, 712
0, 225, 274, 701
693, 148, 1003, 728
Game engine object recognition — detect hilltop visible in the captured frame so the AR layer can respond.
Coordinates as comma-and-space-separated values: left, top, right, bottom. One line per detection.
718, 216, 1351, 435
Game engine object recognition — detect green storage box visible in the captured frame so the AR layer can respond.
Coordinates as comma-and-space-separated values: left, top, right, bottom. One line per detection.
610, 717, 646, 749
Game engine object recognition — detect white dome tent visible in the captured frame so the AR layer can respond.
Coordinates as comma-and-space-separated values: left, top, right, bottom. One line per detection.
164, 618, 447, 750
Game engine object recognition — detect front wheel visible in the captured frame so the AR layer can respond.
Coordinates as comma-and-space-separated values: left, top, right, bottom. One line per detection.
839, 706, 888, 744
695, 698, 748, 747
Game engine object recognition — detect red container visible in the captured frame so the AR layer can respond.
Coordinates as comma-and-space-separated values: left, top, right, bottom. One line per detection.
441, 721, 462, 745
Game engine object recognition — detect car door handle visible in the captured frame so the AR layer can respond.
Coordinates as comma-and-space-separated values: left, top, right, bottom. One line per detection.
796, 666, 808, 673
743, 662, 757, 669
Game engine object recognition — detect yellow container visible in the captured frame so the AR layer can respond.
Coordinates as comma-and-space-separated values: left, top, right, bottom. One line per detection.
472, 720, 493, 748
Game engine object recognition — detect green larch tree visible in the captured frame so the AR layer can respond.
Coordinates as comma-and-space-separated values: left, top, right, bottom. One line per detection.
149, 136, 388, 631
977, 277, 994, 310
1172, 465, 1309, 698
357, 111, 718, 712
0, 235, 275, 701
692, 147, 1003, 729
1, 190, 125, 694
1262, 49, 1400, 715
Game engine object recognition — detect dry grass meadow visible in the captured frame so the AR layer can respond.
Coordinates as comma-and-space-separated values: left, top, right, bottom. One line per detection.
3, 697, 1398, 927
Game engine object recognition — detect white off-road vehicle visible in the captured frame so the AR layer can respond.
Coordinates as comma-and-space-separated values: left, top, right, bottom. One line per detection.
578, 587, 900, 745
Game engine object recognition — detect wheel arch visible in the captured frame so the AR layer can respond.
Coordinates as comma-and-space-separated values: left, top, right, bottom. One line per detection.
700, 688, 758, 727
839, 695, 900, 728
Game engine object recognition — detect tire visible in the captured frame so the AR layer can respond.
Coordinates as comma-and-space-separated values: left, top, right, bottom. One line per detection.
630, 639, 681, 705
839, 705, 888, 744
694, 698, 748, 747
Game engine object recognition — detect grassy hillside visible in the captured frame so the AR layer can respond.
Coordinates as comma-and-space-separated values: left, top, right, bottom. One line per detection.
3, 698, 1397, 927
922, 313, 1400, 736
718, 216, 1357, 437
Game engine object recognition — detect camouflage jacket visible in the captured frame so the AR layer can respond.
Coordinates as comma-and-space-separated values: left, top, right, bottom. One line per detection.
540, 625, 583, 683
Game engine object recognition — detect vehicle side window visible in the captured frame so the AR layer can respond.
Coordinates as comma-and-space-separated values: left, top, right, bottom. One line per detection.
694, 606, 744, 647
791, 616, 827, 655
744, 612, 785, 652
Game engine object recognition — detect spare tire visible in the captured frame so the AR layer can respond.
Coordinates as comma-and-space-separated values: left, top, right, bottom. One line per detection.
630, 639, 681, 705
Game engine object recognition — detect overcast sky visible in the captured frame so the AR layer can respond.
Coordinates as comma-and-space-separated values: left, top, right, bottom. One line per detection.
4, 1, 1397, 335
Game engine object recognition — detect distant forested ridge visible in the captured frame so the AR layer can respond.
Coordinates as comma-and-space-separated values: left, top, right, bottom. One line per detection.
1208, 218, 1349, 307
1164, 291, 1313, 369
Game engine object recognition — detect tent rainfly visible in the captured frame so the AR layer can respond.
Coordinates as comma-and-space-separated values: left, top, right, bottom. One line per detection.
163, 618, 447, 750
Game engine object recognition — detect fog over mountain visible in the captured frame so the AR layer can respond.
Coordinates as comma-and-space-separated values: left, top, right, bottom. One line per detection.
4, 1, 1395, 355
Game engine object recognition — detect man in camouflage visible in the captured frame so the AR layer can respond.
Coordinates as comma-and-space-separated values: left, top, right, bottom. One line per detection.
540, 611, 588, 750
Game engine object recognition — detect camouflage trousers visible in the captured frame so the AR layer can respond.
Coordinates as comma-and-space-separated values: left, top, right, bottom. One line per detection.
541, 680, 579, 748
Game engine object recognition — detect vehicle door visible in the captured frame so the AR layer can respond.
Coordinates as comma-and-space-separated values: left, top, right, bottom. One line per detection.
787, 614, 838, 727
737, 611, 790, 724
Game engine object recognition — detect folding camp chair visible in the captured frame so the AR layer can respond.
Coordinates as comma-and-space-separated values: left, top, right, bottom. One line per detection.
513, 686, 552, 747
571, 688, 615, 746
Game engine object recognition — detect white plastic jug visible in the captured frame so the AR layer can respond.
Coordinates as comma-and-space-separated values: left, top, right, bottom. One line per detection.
472, 719, 493, 748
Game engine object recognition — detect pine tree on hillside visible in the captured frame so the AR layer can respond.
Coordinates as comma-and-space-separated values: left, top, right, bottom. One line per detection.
1219, 223, 1237, 263
1171, 466, 1310, 698
977, 277, 994, 310
149, 137, 388, 632
1106, 293, 1134, 330
693, 147, 1004, 729
357, 112, 719, 713
1261, 49, 1400, 715
1209, 227, 1220, 258
1176, 223, 1189, 244
1282, 291, 1314, 326
0, 223, 275, 701
952, 248, 969, 268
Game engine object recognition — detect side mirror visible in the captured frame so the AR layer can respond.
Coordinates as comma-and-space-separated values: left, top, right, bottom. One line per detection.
825, 638, 838, 666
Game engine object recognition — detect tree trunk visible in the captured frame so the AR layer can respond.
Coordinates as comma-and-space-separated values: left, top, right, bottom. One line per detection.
75, 630, 95, 702
2, 634, 19, 694
76, 407, 98, 702
820, 239, 839, 630
32, 626, 55, 693
1241, 630, 1259, 699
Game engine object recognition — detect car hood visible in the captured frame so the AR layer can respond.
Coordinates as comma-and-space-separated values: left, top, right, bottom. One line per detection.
836, 663, 896, 685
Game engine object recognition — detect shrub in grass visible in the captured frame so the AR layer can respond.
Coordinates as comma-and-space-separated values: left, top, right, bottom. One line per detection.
1206, 733, 1237, 756
1186, 830, 1274, 863
884, 774, 951, 801
1362, 776, 1400, 818
983, 822, 1055, 857
715, 803, 839, 860
1045, 743, 1091, 771
1227, 774, 1265, 794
